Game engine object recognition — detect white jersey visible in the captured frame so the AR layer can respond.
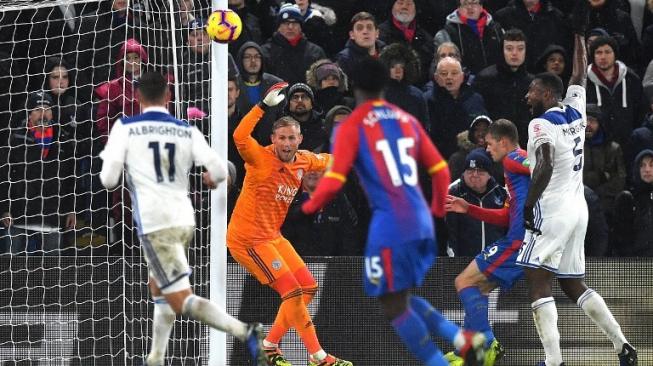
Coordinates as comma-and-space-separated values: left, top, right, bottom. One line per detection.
99, 107, 225, 235
527, 84, 587, 214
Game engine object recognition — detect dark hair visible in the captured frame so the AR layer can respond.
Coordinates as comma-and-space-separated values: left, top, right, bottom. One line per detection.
136, 72, 168, 102
588, 35, 619, 64
503, 28, 527, 43
350, 11, 376, 30
352, 58, 388, 95
533, 72, 564, 100
272, 116, 301, 133
487, 118, 519, 144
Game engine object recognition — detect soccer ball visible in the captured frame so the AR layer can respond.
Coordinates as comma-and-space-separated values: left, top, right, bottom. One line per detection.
206, 9, 243, 44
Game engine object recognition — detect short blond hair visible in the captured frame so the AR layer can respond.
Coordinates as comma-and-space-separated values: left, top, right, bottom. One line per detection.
272, 116, 301, 133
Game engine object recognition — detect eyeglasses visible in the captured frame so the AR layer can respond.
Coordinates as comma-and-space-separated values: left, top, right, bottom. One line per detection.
243, 54, 262, 61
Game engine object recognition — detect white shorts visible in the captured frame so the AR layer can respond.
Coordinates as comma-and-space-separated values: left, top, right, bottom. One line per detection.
517, 201, 587, 277
140, 226, 194, 294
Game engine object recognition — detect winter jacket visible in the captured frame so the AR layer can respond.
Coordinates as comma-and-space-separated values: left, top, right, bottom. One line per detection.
336, 39, 386, 79
494, 0, 571, 73
260, 32, 326, 85
584, 186, 609, 256
583, 127, 626, 215
0, 123, 75, 227
305, 59, 354, 113
235, 42, 284, 112
378, 18, 434, 85
612, 150, 653, 256
474, 61, 533, 148
588, 0, 640, 68
446, 177, 508, 256
425, 83, 487, 158
586, 61, 644, 146
434, 9, 504, 75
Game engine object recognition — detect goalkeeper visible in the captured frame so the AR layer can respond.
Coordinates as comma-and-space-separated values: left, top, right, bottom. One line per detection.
99, 71, 266, 366
227, 82, 352, 366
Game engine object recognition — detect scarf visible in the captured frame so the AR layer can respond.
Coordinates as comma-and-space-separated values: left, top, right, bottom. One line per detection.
28, 125, 54, 158
392, 16, 416, 43
458, 9, 489, 39
592, 63, 619, 90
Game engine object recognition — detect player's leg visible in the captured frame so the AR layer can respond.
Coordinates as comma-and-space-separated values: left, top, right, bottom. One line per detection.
455, 260, 498, 344
144, 278, 177, 366
556, 217, 636, 366
144, 228, 265, 366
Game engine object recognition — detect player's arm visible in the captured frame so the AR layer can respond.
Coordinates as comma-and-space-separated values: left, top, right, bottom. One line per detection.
568, 1, 589, 88
233, 82, 288, 165
191, 127, 227, 188
99, 120, 128, 189
445, 195, 510, 227
302, 119, 358, 214
524, 144, 554, 232
416, 123, 450, 217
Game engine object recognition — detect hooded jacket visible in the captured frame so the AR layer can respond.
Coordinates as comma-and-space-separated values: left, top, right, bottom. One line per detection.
446, 176, 508, 256
260, 31, 326, 85
336, 39, 386, 79
434, 9, 504, 75
235, 41, 284, 112
612, 150, 653, 256
474, 47, 533, 147
535, 44, 570, 87
588, 0, 640, 67
305, 59, 354, 113
628, 114, 653, 170
586, 61, 644, 145
94, 38, 147, 144
494, 0, 570, 73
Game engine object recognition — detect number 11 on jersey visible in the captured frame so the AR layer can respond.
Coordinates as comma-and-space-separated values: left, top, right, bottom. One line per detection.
148, 141, 176, 183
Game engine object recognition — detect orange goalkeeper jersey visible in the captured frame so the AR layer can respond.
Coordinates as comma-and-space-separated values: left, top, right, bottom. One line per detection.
226, 105, 330, 248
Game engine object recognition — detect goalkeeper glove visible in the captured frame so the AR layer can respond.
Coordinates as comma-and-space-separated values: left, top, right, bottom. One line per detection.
259, 82, 288, 109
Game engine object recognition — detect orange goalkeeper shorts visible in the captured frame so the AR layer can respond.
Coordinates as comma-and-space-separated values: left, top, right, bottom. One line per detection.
228, 236, 306, 285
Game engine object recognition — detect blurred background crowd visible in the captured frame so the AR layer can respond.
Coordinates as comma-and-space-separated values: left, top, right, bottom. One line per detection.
1, 0, 652, 258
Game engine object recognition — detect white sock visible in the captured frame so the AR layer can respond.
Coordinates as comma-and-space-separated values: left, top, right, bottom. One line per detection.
146, 297, 176, 366
453, 331, 466, 350
263, 340, 278, 349
531, 297, 563, 366
311, 350, 328, 361
577, 289, 627, 352
182, 294, 248, 341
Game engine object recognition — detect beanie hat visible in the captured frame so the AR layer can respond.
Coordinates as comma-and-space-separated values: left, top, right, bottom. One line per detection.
315, 62, 341, 83
27, 91, 53, 111
468, 115, 492, 145
464, 148, 492, 172
277, 3, 303, 26
587, 27, 610, 39
287, 82, 315, 103
586, 104, 603, 122
188, 18, 206, 31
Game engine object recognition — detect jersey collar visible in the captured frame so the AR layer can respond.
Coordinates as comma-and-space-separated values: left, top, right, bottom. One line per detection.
142, 106, 170, 114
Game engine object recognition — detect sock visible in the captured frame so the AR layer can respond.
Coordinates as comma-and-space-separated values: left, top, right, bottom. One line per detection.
410, 296, 460, 344
391, 307, 448, 366
267, 269, 318, 345
182, 295, 248, 341
577, 289, 627, 352
262, 340, 278, 349
274, 289, 323, 354
146, 297, 176, 366
459, 287, 495, 346
531, 297, 563, 366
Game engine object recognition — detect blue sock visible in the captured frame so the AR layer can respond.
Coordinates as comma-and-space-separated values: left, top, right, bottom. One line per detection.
410, 295, 460, 344
459, 287, 495, 345
391, 307, 448, 366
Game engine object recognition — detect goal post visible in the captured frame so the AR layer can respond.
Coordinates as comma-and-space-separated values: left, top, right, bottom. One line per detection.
0, 0, 226, 363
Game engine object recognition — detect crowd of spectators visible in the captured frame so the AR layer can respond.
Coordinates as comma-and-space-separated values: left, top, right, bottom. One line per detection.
1, 0, 653, 257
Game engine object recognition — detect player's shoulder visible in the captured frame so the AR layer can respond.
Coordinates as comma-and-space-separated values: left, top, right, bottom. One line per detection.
122, 110, 189, 127
503, 149, 530, 171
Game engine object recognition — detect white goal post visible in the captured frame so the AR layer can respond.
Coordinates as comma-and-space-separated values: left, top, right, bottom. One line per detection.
0, 0, 229, 364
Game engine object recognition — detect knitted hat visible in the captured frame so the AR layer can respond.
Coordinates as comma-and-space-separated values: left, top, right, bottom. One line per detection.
287, 82, 315, 103
315, 62, 341, 83
26, 91, 53, 111
277, 3, 303, 26
188, 18, 206, 31
468, 115, 492, 144
464, 148, 492, 172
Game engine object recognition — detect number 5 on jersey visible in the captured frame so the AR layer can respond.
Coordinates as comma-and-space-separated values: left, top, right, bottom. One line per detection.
365, 256, 384, 285
376, 137, 417, 186
149, 141, 176, 183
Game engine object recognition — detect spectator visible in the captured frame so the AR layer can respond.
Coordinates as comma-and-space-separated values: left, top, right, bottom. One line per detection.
0, 92, 76, 255
494, 0, 571, 73
644, 59, 653, 107
434, 0, 504, 75
642, 1, 653, 67
282, 170, 361, 256
535, 44, 570, 88
423, 42, 468, 94
76, 0, 144, 89
425, 56, 487, 158
227, 0, 263, 56
448, 115, 502, 183
226, 160, 240, 222
323, 105, 353, 150
379, 43, 430, 127
584, 185, 610, 256
293, 0, 340, 57
181, 19, 212, 134
628, 95, 653, 169
228, 75, 246, 190
588, 0, 640, 69
336, 11, 386, 79
284, 83, 328, 152
583, 104, 627, 216
261, 3, 326, 85
474, 28, 533, 148
446, 148, 507, 257
612, 149, 653, 256
235, 42, 283, 113
418, 0, 459, 35
305, 59, 354, 114
378, 0, 435, 84
587, 36, 644, 147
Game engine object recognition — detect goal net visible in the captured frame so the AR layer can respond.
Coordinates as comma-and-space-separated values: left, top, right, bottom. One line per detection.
0, 0, 224, 364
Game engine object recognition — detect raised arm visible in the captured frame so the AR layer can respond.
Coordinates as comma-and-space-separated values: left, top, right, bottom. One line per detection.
568, 1, 589, 88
